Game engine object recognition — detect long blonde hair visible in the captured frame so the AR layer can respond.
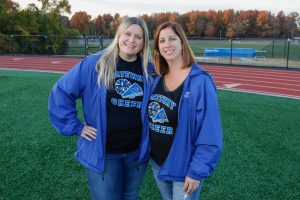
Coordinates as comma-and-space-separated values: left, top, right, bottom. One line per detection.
96, 17, 150, 89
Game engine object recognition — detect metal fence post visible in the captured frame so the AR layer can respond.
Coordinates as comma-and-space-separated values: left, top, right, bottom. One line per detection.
271, 40, 274, 58
84, 35, 87, 57
284, 39, 287, 58
87, 36, 89, 55
100, 35, 103, 50
230, 38, 233, 65
286, 38, 290, 69
10, 35, 13, 55
299, 44, 300, 60
45, 35, 49, 57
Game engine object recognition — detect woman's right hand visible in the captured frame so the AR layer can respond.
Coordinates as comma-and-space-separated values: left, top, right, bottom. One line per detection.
80, 125, 97, 141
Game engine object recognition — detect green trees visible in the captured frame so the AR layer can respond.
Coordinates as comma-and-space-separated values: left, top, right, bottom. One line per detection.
0, 0, 79, 55
0, 0, 299, 55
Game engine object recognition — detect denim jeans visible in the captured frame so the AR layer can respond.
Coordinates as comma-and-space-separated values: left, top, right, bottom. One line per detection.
87, 150, 148, 200
150, 159, 202, 200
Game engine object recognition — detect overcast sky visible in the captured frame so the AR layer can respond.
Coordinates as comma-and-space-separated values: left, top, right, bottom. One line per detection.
15, 0, 300, 17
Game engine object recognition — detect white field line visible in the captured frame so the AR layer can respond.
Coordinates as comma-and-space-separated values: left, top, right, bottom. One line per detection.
210, 71, 300, 83
0, 64, 71, 70
0, 68, 64, 74
206, 68, 300, 79
216, 76, 300, 87
204, 66, 300, 77
218, 87, 300, 100
215, 81, 300, 92
203, 64, 300, 73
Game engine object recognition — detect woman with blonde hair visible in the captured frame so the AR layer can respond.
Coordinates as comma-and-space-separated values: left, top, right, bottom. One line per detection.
148, 21, 222, 200
48, 17, 153, 200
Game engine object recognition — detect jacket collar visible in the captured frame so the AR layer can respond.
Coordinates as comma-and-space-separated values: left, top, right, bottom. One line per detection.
189, 62, 206, 77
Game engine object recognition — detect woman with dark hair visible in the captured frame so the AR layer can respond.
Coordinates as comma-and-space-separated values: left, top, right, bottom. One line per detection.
148, 21, 222, 200
48, 17, 153, 200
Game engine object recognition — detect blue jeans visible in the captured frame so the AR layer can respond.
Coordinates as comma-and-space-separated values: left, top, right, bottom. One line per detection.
87, 150, 148, 200
150, 159, 202, 200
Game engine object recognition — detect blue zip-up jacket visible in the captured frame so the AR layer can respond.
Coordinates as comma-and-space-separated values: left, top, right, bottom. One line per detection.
48, 53, 153, 173
152, 63, 222, 182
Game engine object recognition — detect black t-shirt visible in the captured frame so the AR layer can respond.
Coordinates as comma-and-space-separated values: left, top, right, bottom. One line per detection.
106, 56, 144, 153
148, 78, 184, 166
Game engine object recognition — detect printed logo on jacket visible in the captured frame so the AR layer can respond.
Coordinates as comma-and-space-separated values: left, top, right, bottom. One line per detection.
111, 71, 143, 108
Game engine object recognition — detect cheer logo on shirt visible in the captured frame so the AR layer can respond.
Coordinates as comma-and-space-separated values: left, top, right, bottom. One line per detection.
111, 71, 143, 109
148, 94, 176, 135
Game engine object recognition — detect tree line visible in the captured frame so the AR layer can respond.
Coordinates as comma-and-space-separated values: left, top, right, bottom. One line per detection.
0, 0, 299, 54
73, 10, 300, 39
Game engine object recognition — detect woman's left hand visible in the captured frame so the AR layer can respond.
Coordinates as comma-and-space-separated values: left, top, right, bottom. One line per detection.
183, 176, 200, 195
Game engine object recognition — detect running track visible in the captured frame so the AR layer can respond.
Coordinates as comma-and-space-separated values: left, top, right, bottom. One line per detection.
0, 55, 300, 100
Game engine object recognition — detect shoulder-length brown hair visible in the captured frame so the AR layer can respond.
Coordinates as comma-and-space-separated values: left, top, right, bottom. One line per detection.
153, 22, 195, 76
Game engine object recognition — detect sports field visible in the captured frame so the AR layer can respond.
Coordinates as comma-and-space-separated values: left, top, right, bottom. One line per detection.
67, 38, 300, 58
65, 38, 300, 68
0, 69, 299, 199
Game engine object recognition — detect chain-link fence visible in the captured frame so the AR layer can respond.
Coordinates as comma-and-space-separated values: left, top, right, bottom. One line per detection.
194, 38, 300, 69
0, 34, 106, 57
1, 34, 299, 69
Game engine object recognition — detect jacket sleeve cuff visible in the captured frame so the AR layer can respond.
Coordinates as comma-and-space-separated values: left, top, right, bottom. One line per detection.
76, 121, 85, 136
186, 168, 204, 182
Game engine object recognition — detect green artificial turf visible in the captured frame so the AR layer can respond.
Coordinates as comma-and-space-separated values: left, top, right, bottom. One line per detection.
0, 69, 299, 199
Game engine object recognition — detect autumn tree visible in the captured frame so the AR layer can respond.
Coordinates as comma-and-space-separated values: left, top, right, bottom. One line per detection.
103, 13, 113, 36
215, 10, 225, 38
154, 13, 168, 27
285, 12, 299, 38
239, 10, 258, 37
110, 13, 121, 35
165, 12, 179, 22
186, 11, 200, 36
276, 11, 286, 37
205, 23, 216, 37
94, 14, 104, 35
269, 16, 281, 37
70, 11, 91, 35
223, 9, 236, 38
223, 9, 235, 27
176, 14, 189, 35
140, 14, 155, 37
256, 11, 272, 37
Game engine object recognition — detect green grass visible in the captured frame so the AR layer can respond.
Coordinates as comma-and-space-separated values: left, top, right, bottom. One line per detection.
0, 69, 299, 199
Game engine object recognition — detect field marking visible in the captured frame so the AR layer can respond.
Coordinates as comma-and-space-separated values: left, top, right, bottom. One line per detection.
203, 65, 300, 77
13, 58, 24, 61
205, 68, 300, 80
208, 71, 300, 83
216, 76, 300, 87
51, 61, 62, 64
223, 83, 241, 88
219, 87, 300, 100
216, 80, 300, 92
0, 65, 72, 71
0, 68, 64, 74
